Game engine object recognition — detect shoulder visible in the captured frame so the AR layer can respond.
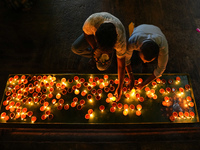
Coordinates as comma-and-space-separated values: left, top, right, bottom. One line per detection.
128, 32, 147, 45
83, 12, 118, 35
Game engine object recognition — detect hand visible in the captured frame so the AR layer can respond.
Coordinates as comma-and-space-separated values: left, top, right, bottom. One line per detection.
136, 83, 145, 90
127, 79, 135, 91
93, 48, 102, 59
114, 86, 122, 102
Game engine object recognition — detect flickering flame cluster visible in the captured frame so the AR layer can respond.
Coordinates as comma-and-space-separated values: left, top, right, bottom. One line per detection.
0, 74, 197, 123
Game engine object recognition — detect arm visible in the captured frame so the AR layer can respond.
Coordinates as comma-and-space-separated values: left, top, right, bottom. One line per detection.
153, 36, 168, 77
136, 49, 168, 90
84, 32, 97, 50
138, 45, 168, 90
115, 57, 126, 101
125, 64, 135, 90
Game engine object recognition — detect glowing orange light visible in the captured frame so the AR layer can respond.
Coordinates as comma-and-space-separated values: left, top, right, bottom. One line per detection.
136, 104, 142, 111
136, 110, 141, 116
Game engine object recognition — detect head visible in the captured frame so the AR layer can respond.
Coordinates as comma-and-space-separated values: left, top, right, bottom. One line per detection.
95, 23, 117, 52
139, 40, 159, 63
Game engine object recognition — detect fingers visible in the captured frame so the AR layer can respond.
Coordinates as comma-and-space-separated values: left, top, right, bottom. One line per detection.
114, 93, 118, 98
116, 93, 121, 102
116, 97, 120, 102
114, 89, 121, 102
136, 84, 143, 90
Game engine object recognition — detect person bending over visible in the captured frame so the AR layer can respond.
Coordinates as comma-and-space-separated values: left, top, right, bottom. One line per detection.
71, 12, 127, 101
126, 24, 169, 90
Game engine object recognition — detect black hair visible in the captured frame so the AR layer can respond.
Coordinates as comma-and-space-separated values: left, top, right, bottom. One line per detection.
140, 40, 159, 61
95, 23, 117, 51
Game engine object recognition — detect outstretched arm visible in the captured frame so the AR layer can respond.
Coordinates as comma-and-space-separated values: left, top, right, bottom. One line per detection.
115, 57, 125, 101
125, 64, 135, 90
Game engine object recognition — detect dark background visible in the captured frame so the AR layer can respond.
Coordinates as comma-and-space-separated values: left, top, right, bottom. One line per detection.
0, 0, 200, 149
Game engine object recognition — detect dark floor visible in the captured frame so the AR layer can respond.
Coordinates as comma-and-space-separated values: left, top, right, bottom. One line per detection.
0, 0, 200, 149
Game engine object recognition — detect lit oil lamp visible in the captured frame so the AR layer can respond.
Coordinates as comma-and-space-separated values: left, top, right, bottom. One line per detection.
151, 81, 157, 88
64, 104, 70, 110
179, 112, 184, 118
27, 111, 33, 117
125, 93, 130, 98
74, 89, 80, 95
85, 114, 90, 119
71, 102, 76, 108
99, 105, 105, 112
136, 110, 141, 116
106, 98, 111, 103
4, 115, 9, 121
117, 103, 123, 109
31, 116, 37, 123
76, 105, 83, 110
169, 115, 175, 122
114, 79, 119, 84
1, 112, 6, 119
175, 76, 181, 84
57, 105, 63, 110
104, 87, 110, 93
185, 84, 190, 91
172, 87, 176, 93
88, 109, 93, 114
168, 79, 173, 84
56, 93, 61, 99
52, 99, 57, 104
104, 75, 108, 80
74, 76, 79, 81
136, 104, 142, 111
89, 76, 93, 83
123, 110, 128, 116
79, 99, 85, 105
110, 107, 115, 113
153, 95, 157, 100
61, 78, 66, 83
136, 93, 140, 100
40, 106, 45, 111
186, 96, 192, 101
164, 96, 169, 102
138, 78, 143, 84
80, 78, 85, 83
189, 112, 195, 118
161, 79, 166, 84
107, 93, 113, 98
59, 99, 65, 105
166, 87, 171, 93
124, 104, 129, 110
41, 115, 46, 120
156, 78, 161, 83
188, 102, 194, 107
139, 97, 144, 102
130, 104, 135, 110
99, 83, 104, 89
184, 112, 189, 118
81, 90, 87, 96
172, 112, 178, 119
